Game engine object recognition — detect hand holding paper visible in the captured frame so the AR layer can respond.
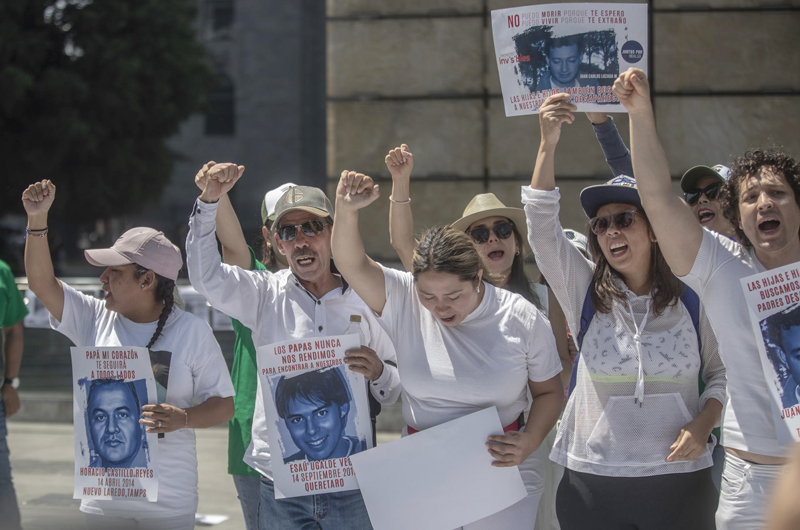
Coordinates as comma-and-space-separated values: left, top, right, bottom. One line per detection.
487, 430, 540, 467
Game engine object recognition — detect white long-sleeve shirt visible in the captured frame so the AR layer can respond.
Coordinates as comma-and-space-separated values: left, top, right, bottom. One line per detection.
522, 186, 727, 477
185, 198, 401, 478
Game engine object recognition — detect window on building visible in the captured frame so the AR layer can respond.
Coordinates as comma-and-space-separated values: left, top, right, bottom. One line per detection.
205, 75, 235, 136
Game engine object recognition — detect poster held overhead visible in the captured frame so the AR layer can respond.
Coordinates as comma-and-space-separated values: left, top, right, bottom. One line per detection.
71, 346, 159, 502
490, 3, 648, 116
350, 407, 527, 530
257, 334, 372, 499
740, 262, 800, 445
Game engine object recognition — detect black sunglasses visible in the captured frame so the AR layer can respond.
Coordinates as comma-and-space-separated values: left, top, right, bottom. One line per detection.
589, 210, 642, 236
276, 220, 329, 241
684, 182, 722, 205
466, 222, 514, 244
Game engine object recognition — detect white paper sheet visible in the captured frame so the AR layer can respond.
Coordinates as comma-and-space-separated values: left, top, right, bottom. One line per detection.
351, 407, 527, 530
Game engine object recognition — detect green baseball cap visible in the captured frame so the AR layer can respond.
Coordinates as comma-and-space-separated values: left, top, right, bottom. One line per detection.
680, 164, 731, 192
272, 186, 334, 228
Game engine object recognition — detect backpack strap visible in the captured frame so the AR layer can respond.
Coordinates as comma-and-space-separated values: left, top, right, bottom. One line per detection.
680, 286, 702, 366
569, 282, 596, 398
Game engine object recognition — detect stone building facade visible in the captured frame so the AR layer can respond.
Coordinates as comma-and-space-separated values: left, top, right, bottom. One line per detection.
326, 0, 800, 263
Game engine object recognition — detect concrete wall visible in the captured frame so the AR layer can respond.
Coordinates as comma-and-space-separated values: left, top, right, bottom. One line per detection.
326, 0, 800, 262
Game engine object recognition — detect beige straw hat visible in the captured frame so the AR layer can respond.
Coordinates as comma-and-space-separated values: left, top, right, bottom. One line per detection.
450, 193, 531, 255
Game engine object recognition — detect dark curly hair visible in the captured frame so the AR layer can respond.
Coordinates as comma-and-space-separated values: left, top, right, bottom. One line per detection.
720, 148, 800, 248
586, 209, 685, 316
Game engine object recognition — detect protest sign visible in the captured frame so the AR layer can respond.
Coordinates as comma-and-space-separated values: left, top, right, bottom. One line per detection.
71, 346, 159, 502
741, 262, 800, 444
351, 407, 527, 530
257, 334, 372, 499
491, 3, 648, 116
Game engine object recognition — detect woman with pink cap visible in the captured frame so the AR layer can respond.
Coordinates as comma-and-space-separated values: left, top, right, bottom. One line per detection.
22, 179, 234, 530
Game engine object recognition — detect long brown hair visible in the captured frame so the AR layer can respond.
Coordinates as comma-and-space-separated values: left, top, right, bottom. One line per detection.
504, 228, 542, 309
586, 209, 684, 316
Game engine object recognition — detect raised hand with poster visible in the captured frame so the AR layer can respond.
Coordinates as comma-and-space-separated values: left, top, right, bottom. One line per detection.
741, 262, 800, 445
491, 3, 648, 116
71, 346, 159, 502
257, 334, 372, 499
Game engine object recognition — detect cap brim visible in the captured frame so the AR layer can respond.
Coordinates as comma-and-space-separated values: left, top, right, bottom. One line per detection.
273, 206, 331, 227
450, 207, 532, 256
84, 248, 134, 268
680, 166, 726, 192
580, 185, 643, 219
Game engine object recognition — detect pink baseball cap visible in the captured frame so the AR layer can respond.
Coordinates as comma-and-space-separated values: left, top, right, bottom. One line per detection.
84, 228, 182, 281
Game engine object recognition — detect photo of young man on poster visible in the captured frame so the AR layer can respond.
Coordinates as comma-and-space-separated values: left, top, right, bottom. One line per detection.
273, 367, 366, 464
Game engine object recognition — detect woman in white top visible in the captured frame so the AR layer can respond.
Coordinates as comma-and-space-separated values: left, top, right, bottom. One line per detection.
522, 94, 726, 529
331, 171, 564, 529
22, 180, 235, 530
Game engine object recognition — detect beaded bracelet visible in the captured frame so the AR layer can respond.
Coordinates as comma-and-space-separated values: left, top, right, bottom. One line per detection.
25, 227, 48, 237
389, 196, 411, 204
183, 408, 189, 429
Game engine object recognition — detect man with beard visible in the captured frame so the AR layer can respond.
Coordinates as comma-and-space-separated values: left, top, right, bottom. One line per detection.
186, 163, 400, 530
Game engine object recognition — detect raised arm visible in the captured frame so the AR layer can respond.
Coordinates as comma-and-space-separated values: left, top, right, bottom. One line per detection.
585, 113, 633, 177
331, 171, 387, 315
195, 161, 250, 269
530, 94, 576, 191
613, 68, 702, 276
21, 180, 64, 322
386, 144, 416, 271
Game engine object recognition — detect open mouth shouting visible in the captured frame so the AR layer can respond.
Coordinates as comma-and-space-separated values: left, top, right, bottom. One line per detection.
293, 251, 317, 267
609, 240, 628, 258
758, 217, 781, 236
697, 208, 716, 225
487, 250, 505, 261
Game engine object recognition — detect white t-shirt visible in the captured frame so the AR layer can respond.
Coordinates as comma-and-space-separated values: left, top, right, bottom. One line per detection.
185, 199, 401, 479
377, 265, 562, 494
681, 229, 790, 458
51, 283, 235, 518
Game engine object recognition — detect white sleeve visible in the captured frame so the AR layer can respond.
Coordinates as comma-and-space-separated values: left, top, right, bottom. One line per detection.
363, 315, 401, 405
375, 264, 415, 340
680, 229, 739, 295
49, 283, 103, 346
525, 308, 563, 382
190, 329, 236, 404
186, 198, 275, 331
697, 303, 727, 417
521, 186, 595, 335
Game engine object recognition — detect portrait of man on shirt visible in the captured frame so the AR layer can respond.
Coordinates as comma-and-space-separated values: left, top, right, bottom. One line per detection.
84, 379, 149, 469
763, 305, 800, 409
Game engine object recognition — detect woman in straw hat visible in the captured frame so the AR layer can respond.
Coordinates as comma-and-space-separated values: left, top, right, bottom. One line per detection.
522, 93, 724, 529
22, 179, 234, 530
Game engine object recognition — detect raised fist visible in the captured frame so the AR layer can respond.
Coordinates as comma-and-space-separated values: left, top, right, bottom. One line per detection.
22, 180, 56, 217
385, 144, 414, 181
336, 171, 380, 211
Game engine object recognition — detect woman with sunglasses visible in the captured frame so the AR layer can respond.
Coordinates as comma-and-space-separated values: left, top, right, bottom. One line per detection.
680, 165, 737, 239
332, 170, 564, 529
22, 180, 235, 530
521, 94, 725, 530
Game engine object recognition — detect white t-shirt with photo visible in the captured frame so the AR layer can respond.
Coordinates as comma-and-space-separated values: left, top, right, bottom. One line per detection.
377, 265, 562, 494
681, 229, 790, 458
51, 283, 235, 518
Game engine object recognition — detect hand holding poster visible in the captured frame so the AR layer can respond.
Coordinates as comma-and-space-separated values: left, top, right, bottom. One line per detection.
490, 3, 648, 116
257, 334, 372, 499
740, 263, 800, 444
71, 346, 159, 502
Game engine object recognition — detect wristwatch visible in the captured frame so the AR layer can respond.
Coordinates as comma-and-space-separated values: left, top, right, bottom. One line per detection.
3, 378, 19, 389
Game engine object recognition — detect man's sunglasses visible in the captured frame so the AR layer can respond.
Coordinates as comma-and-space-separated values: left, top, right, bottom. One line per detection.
276, 220, 329, 241
684, 182, 722, 205
589, 210, 642, 236
466, 222, 514, 244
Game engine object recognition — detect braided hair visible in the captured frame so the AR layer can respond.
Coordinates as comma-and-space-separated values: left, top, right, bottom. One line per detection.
134, 265, 175, 350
